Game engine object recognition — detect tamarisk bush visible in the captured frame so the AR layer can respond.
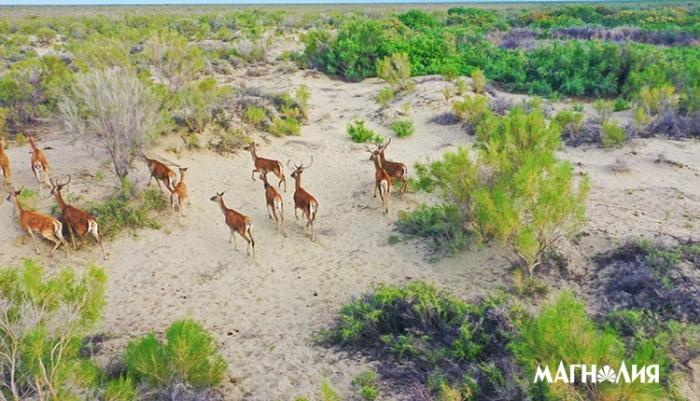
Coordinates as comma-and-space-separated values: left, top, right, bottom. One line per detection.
58, 68, 158, 178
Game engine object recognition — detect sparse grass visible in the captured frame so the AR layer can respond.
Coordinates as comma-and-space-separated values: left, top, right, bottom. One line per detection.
268, 116, 301, 137
375, 86, 395, 109
602, 120, 626, 148
245, 104, 267, 128
88, 179, 167, 239
352, 371, 379, 401
395, 204, 469, 260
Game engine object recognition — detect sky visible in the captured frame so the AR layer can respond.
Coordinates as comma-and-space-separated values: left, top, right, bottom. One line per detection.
0, 0, 587, 5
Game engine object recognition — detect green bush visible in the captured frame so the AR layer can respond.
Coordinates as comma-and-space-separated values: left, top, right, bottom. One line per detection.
352, 371, 379, 401
637, 85, 679, 116
174, 77, 231, 133
0, 260, 107, 400
452, 95, 491, 127
124, 319, 227, 390
36, 27, 57, 44
389, 119, 415, 138
89, 179, 168, 238
268, 116, 301, 137
395, 204, 469, 259
245, 104, 267, 128
377, 52, 414, 92
594, 98, 615, 123
347, 120, 383, 143
375, 86, 395, 108
602, 120, 626, 148
470, 69, 486, 94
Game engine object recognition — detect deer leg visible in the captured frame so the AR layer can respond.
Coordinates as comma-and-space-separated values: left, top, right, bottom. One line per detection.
251, 169, 258, 181
54, 227, 68, 256
230, 228, 239, 250
68, 224, 78, 250
294, 207, 298, 220
244, 225, 255, 257
27, 229, 41, 255
373, 182, 378, 198
89, 223, 107, 260
267, 204, 272, 219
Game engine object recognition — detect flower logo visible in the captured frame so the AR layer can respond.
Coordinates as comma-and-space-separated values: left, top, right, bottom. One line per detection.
597, 365, 617, 383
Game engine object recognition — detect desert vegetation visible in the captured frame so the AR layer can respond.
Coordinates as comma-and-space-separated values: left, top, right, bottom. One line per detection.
0, 2, 698, 400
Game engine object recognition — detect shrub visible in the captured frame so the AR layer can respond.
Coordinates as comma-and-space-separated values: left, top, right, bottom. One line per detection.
452, 95, 491, 128
352, 371, 379, 401
0, 260, 107, 400
377, 52, 414, 92
602, 120, 626, 148
245, 104, 267, 127
36, 27, 56, 44
389, 119, 415, 138
268, 116, 301, 137
209, 127, 250, 154
124, 319, 227, 390
295, 85, 311, 120
144, 31, 205, 91
637, 85, 679, 117
89, 179, 167, 238
593, 98, 615, 123
395, 204, 469, 259
470, 69, 486, 94
613, 97, 631, 112
59, 68, 158, 178
454, 78, 468, 96
375, 86, 395, 108
347, 120, 383, 143
174, 77, 231, 133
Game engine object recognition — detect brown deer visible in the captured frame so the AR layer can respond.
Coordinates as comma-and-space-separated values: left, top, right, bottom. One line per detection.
0, 136, 11, 191
290, 157, 318, 241
143, 153, 177, 192
169, 167, 188, 217
28, 134, 50, 192
210, 192, 255, 257
376, 138, 408, 193
367, 147, 392, 214
259, 172, 284, 234
7, 187, 68, 257
50, 176, 106, 260
245, 141, 286, 192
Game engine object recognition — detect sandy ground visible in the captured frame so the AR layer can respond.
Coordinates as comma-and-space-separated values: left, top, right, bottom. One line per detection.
1, 63, 699, 399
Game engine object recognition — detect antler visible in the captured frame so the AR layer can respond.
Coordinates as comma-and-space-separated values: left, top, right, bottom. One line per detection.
302, 156, 314, 170
378, 137, 392, 152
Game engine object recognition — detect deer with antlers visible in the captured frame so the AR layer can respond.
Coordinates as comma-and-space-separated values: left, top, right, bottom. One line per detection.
28, 134, 50, 192
50, 176, 107, 259
367, 146, 392, 214
245, 141, 286, 192
169, 167, 189, 217
259, 172, 285, 234
210, 192, 255, 257
290, 157, 318, 241
143, 153, 177, 192
0, 136, 10, 191
7, 187, 68, 257
375, 138, 408, 193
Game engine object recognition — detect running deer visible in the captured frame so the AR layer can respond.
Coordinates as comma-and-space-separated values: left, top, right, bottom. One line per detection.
210, 192, 255, 257
28, 134, 50, 192
259, 172, 284, 233
367, 146, 392, 214
7, 187, 68, 257
289, 157, 318, 241
169, 167, 188, 217
245, 141, 286, 192
143, 153, 177, 192
0, 136, 10, 191
376, 138, 408, 193
50, 176, 106, 260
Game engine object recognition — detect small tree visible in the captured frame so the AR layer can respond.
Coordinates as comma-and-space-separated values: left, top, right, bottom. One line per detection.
0, 260, 107, 400
470, 69, 486, 94
144, 31, 205, 92
59, 68, 158, 178
376, 53, 414, 92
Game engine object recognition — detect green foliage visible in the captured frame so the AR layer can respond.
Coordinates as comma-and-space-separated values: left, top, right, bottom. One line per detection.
452, 95, 491, 127
347, 120, 383, 143
377, 52, 414, 92
594, 98, 615, 123
210, 127, 250, 154
88, 178, 167, 238
36, 27, 57, 44
637, 85, 679, 116
352, 370, 379, 401
601, 120, 626, 148
395, 204, 469, 259
470, 69, 486, 94
375, 86, 395, 108
553, 110, 583, 131
104, 376, 137, 401
245, 104, 267, 128
268, 116, 301, 137
319, 380, 341, 401
0, 260, 107, 400
124, 319, 227, 390
389, 119, 415, 138
613, 98, 631, 112
174, 77, 232, 133
511, 291, 664, 401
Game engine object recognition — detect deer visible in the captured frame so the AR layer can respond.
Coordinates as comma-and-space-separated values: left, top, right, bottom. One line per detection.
375, 138, 408, 194
367, 146, 392, 214
0, 136, 11, 192
28, 134, 50, 193
289, 157, 318, 241
142, 153, 177, 192
245, 141, 286, 192
50, 176, 107, 260
7, 187, 68, 257
210, 192, 255, 257
259, 172, 285, 234
169, 167, 189, 217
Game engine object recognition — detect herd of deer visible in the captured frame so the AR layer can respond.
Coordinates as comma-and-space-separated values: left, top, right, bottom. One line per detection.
1, 134, 408, 260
